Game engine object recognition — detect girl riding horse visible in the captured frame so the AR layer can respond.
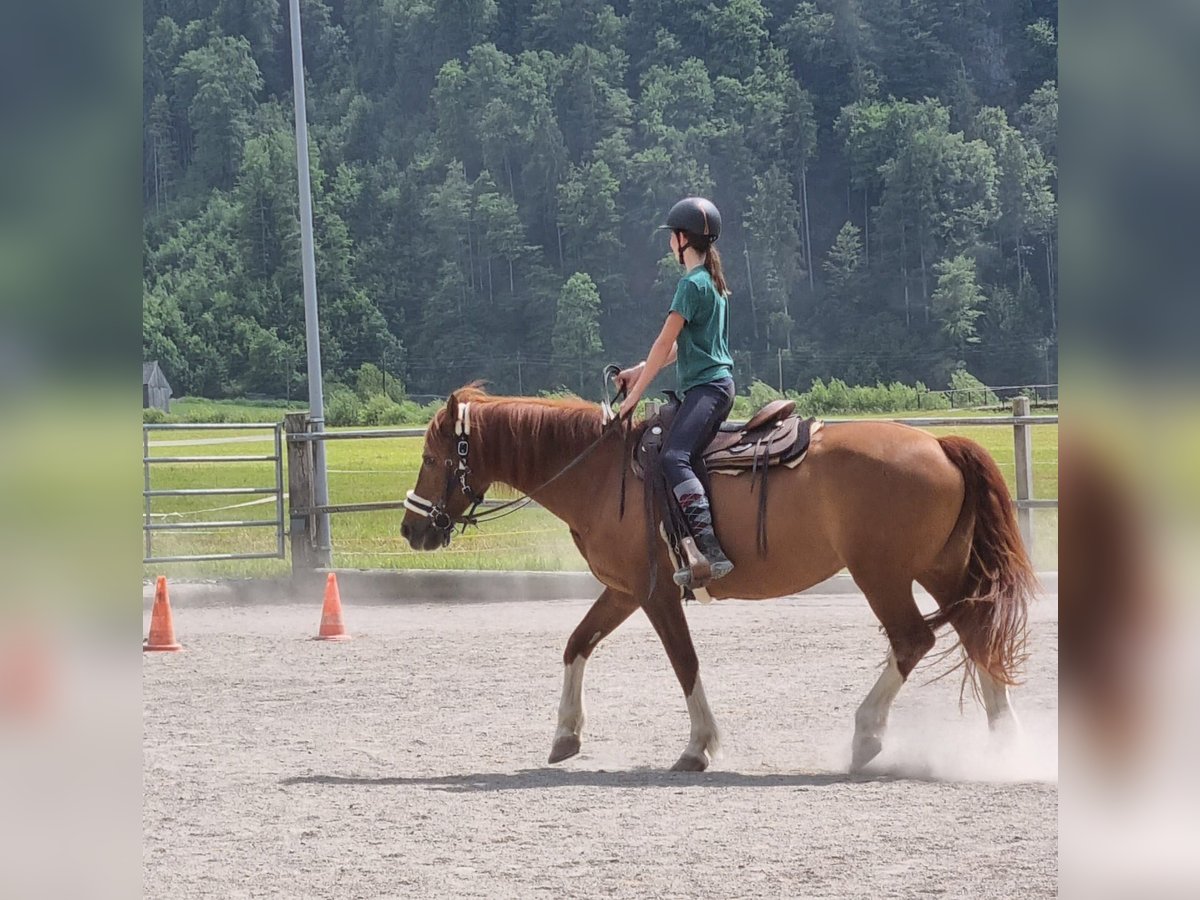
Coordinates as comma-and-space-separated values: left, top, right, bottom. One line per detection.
617, 196, 736, 590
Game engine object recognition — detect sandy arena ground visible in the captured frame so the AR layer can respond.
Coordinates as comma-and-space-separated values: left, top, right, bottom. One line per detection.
144, 588, 1057, 898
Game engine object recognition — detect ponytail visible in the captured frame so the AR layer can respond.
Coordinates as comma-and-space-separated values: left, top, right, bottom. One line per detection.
704, 243, 729, 297
677, 230, 730, 297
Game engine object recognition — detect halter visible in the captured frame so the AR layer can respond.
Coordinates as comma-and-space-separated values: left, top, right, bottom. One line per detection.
403, 381, 630, 544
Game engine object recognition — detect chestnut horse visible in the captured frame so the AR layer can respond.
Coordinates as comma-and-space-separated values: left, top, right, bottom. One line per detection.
401, 386, 1035, 772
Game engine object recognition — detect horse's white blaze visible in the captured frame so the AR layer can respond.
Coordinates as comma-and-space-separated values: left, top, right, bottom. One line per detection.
554, 656, 587, 741
978, 668, 1021, 732
684, 675, 721, 760
854, 652, 904, 740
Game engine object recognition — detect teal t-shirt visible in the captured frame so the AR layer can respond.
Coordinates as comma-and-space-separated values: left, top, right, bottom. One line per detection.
669, 266, 733, 393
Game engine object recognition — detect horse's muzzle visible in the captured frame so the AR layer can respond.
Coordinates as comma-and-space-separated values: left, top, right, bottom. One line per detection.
401, 519, 451, 551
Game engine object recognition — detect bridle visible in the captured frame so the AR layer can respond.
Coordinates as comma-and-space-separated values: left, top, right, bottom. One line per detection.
403, 380, 630, 545
403, 401, 490, 545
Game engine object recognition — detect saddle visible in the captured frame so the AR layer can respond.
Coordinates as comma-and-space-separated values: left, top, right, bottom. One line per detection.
632, 394, 819, 480
630, 394, 822, 580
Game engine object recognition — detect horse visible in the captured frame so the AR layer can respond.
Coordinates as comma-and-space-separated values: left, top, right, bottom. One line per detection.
400, 385, 1035, 772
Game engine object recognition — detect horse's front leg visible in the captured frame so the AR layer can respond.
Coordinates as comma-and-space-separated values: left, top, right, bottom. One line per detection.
549, 587, 638, 763
641, 588, 721, 771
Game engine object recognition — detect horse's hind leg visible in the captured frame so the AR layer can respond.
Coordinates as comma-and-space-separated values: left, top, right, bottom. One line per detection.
978, 669, 1021, 733
850, 575, 937, 772
853, 652, 905, 772
549, 587, 638, 764
918, 573, 1022, 734
951, 599, 1021, 732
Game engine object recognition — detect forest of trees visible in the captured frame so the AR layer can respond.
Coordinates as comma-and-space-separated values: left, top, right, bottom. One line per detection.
143, 0, 1058, 400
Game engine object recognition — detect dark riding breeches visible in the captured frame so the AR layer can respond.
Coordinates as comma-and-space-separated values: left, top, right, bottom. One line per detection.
661, 377, 735, 499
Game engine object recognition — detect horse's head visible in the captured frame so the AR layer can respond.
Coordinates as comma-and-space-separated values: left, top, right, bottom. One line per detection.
401, 389, 495, 550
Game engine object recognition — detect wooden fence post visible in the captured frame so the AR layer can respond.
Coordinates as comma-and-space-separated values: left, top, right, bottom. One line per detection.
1012, 396, 1034, 554
285, 413, 320, 576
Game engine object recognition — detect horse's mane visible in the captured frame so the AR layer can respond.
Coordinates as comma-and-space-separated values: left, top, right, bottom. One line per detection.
440, 383, 613, 488
448, 383, 606, 436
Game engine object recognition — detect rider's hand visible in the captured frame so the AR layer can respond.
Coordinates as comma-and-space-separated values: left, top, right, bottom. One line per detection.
615, 362, 644, 396
619, 385, 645, 421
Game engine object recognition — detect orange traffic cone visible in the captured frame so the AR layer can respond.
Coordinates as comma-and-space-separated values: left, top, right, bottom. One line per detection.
314, 572, 350, 641
144, 576, 182, 652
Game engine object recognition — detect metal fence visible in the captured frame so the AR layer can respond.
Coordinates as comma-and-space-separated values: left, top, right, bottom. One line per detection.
143, 423, 286, 563
926, 382, 1058, 410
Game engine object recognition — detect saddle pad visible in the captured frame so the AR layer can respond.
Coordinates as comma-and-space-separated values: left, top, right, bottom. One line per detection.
633, 415, 820, 480
704, 415, 817, 470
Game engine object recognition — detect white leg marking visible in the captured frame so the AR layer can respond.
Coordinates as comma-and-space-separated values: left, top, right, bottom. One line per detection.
977, 668, 1021, 733
853, 653, 904, 765
684, 674, 722, 760
554, 656, 588, 741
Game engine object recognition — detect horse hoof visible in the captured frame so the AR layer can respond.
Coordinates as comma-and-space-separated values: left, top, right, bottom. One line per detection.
988, 709, 1022, 736
850, 736, 883, 772
670, 752, 708, 772
548, 734, 581, 764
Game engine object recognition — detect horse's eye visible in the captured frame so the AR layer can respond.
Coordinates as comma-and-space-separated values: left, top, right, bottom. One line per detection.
422, 455, 435, 468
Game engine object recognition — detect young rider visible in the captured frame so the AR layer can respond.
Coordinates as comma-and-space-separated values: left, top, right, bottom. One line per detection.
617, 197, 736, 587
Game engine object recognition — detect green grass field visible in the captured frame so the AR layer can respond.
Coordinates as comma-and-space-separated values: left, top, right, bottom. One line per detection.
143, 411, 1058, 578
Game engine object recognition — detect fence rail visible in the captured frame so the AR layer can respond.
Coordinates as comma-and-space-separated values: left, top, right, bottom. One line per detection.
824, 415, 1057, 427
142, 423, 286, 564
143, 487, 279, 497
287, 428, 427, 441
925, 382, 1058, 409
145, 454, 281, 464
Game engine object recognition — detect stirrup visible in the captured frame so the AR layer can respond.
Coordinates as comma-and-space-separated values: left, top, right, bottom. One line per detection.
672, 557, 733, 589
673, 536, 712, 588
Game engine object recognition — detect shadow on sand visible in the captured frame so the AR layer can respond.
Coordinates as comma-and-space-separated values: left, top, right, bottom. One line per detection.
279, 766, 957, 793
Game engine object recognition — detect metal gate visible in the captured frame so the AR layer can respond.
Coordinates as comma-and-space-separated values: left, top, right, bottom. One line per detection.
143, 423, 286, 563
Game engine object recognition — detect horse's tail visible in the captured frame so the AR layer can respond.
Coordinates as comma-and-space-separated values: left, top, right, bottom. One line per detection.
928, 436, 1036, 686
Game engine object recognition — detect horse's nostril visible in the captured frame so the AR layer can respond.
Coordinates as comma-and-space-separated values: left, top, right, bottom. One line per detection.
400, 522, 411, 540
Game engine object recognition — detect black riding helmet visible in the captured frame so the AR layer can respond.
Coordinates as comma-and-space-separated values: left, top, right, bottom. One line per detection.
658, 196, 722, 265
660, 196, 722, 240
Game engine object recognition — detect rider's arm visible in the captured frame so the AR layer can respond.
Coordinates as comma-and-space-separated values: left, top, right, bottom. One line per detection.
619, 344, 674, 386
622, 312, 685, 414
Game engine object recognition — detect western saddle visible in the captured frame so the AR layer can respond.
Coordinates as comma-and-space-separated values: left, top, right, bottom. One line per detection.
633, 395, 819, 480
630, 393, 822, 591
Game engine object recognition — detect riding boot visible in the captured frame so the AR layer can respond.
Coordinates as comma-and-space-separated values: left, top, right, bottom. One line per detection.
672, 478, 734, 587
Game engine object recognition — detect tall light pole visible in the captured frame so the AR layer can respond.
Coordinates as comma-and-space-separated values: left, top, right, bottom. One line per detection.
288, 0, 332, 565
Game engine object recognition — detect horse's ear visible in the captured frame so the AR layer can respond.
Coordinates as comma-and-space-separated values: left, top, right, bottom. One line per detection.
444, 391, 459, 429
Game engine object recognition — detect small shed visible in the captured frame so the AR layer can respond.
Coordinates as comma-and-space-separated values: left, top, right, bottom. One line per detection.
143, 361, 173, 412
